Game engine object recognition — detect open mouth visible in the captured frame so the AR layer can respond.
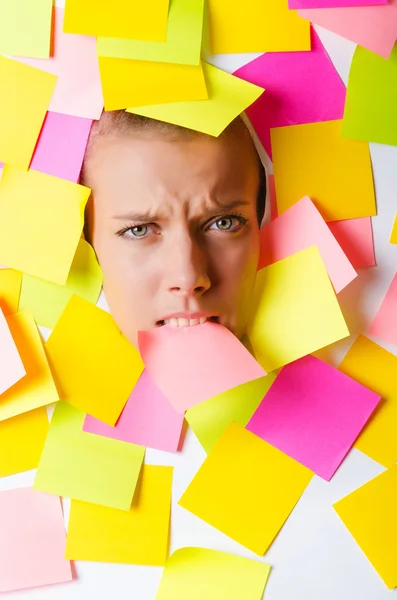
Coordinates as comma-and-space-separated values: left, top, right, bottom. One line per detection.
156, 316, 221, 328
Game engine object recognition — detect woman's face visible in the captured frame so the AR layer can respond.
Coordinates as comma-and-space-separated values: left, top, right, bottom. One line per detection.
84, 123, 262, 348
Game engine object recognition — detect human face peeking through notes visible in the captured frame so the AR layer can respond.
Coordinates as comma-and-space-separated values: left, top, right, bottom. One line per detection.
83, 114, 265, 349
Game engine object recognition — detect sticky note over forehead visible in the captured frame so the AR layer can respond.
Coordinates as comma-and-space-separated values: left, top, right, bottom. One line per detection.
0, 56, 56, 169
0, 0, 53, 58
0, 269, 22, 316
46, 295, 143, 425
0, 307, 25, 395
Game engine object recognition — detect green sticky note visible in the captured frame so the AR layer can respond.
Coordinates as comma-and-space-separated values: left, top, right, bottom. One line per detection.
342, 44, 397, 146
0, 0, 53, 58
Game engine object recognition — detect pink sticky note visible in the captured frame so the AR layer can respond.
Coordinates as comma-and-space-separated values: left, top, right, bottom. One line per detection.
0, 487, 72, 592
290, 0, 386, 9
246, 354, 381, 481
138, 322, 266, 413
368, 272, 397, 344
83, 369, 185, 452
0, 307, 25, 395
15, 7, 103, 118
30, 111, 92, 182
328, 217, 375, 270
234, 27, 346, 159
298, 0, 397, 59
258, 196, 357, 293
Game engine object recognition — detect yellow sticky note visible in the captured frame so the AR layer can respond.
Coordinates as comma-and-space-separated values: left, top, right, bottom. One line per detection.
0, 311, 59, 421
45, 295, 144, 426
0, 269, 22, 316
271, 120, 376, 222
246, 246, 349, 373
64, 0, 169, 41
19, 239, 103, 329
179, 421, 313, 555
155, 547, 271, 600
0, 57, 57, 169
97, 0, 204, 66
0, 407, 49, 477
334, 465, 397, 589
0, 0, 53, 58
65, 465, 173, 564
338, 335, 397, 467
34, 402, 145, 510
128, 62, 264, 137
390, 213, 397, 244
0, 167, 90, 285
208, 0, 310, 54
99, 56, 208, 111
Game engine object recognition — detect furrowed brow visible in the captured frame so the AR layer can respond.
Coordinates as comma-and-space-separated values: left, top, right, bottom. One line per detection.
112, 199, 251, 222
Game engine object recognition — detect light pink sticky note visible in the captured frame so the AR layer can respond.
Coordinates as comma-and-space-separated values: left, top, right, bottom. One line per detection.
368, 272, 397, 344
246, 354, 381, 481
328, 218, 376, 270
138, 322, 266, 413
298, 0, 397, 59
30, 111, 92, 182
290, 0, 386, 10
234, 27, 346, 159
0, 487, 72, 592
15, 7, 103, 119
83, 369, 185, 452
258, 196, 357, 293
0, 307, 25, 395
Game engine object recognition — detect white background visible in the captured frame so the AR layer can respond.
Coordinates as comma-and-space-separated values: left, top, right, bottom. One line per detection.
2, 4, 397, 598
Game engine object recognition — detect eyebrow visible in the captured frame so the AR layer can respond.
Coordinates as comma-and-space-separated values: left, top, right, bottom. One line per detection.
112, 199, 251, 222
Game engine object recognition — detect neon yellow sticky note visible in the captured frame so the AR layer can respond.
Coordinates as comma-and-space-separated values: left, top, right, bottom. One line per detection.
179, 421, 313, 555
0, 166, 90, 285
338, 335, 397, 467
0, 57, 57, 169
34, 402, 145, 510
246, 246, 349, 373
208, 0, 310, 54
0, 407, 48, 477
65, 465, 172, 564
334, 465, 397, 589
45, 295, 144, 426
0, 0, 53, 58
0, 269, 22, 316
97, 0, 204, 66
99, 56, 208, 110
390, 213, 397, 244
128, 62, 264, 137
271, 120, 376, 222
64, 0, 169, 41
19, 239, 103, 329
186, 375, 276, 454
155, 547, 271, 600
0, 311, 59, 421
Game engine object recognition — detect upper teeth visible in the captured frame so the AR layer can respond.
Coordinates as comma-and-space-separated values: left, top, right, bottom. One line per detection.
163, 317, 207, 327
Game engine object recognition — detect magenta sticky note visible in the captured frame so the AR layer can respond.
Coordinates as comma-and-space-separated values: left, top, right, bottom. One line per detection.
290, 0, 386, 10
368, 272, 397, 344
328, 218, 375, 270
83, 369, 184, 453
234, 27, 346, 159
246, 355, 381, 481
138, 322, 266, 413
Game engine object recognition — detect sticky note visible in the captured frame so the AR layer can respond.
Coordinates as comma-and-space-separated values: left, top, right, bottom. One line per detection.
391, 213, 397, 244
0, 0, 53, 58
271, 120, 376, 222
334, 465, 397, 589
0, 307, 25, 395
247, 246, 349, 372
19, 239, 103, 329
368, 272, 397, 345
247, 355, 381, 481
155, 547, 271, 600
46, 295, 143, 425
0, 166, 90, 285
234, 28, 346, 159
208, 0, 310, 54
179, 422, 313, 554
99, 56, 208, 111
186, 375, 276, 454
290, 0, 386, 9
0, 56, 56, 169
139, 322, 266, 414
34, 402, 145, 510
328, 218, 376, 269
97, 0, 204, 66
65, 465, 173, 564
0, 269, 22, 316
258, 196, 357, 293
0, 407, 48, 477
83, 369, 184, 453
128, 62, 264, 137
298, 0, 397, 59
0, 311, 58, 421
64, 0, 170, 42
338, 335, 397, 467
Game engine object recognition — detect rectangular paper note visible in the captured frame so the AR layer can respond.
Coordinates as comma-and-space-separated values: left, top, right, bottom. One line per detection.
290, 0, 386, 9
390, 213, 397, 244
328, 218, 375, 269
0, 0, 53, 58
0, 269, 22, 316
0, 307, 25, 395
368, 272, 397, 345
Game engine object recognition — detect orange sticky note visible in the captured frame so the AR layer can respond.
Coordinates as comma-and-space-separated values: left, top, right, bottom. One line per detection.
0, 307, 25, 395
0, 269, 22, 316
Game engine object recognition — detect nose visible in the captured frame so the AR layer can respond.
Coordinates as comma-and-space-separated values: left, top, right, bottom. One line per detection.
164, 229, 211, 297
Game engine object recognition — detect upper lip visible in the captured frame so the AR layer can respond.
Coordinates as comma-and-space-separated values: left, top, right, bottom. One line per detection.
157, 312, 219, 322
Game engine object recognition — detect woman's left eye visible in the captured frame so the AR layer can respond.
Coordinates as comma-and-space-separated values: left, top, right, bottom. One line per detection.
209, 215, 247, 232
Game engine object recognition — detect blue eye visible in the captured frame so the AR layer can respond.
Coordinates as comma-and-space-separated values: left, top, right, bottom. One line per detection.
209, 214, 247, 232
129, 225, 148, 237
